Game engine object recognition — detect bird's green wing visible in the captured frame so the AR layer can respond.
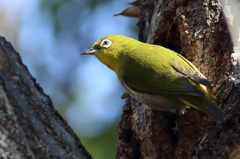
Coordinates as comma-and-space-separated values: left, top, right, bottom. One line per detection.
172, 53, 211, 87
122, 47, 210, 96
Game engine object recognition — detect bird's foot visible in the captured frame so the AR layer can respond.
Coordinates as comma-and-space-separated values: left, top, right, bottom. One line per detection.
172, 121, 190, 134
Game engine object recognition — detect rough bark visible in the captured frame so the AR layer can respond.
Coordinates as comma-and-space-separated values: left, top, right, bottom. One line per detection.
117, 0, 240, 158
0, 36, 92, 159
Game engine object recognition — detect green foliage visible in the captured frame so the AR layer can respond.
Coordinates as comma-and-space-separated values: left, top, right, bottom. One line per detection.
80, 122, 118, 159
86, 0, 111, 9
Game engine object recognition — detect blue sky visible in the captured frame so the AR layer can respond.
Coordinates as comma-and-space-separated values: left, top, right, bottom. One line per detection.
0, 0, 138, 137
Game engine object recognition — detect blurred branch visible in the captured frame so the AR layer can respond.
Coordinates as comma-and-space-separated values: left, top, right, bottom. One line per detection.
114, 0, 142, 18
0, 35, 92, 159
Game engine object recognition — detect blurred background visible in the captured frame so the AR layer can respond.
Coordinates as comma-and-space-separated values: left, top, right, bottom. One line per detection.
0, 0, 138, 158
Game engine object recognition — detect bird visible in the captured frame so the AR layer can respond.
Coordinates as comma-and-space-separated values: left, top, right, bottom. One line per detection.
80, 35, 224, 129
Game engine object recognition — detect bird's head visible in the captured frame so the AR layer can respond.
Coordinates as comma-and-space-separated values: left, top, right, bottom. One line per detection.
80, 35, 134, 72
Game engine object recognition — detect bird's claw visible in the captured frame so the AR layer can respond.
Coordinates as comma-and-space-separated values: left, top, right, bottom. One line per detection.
172, 121, 190, 134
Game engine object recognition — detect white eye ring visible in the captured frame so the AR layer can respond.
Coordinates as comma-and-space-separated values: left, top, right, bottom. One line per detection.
101, 39, 112, 48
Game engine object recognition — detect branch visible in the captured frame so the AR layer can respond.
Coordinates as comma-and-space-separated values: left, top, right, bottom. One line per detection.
0, 36, 92, 159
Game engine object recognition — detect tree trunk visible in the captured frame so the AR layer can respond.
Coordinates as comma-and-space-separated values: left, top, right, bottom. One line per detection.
0, 36, 92, 159
116, 0, 240, 158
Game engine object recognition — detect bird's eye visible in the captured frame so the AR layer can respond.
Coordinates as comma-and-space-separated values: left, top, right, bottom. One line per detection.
101, 39, 112, 48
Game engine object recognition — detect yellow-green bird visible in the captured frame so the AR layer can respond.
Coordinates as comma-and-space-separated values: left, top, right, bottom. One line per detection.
80, 35, 224, 123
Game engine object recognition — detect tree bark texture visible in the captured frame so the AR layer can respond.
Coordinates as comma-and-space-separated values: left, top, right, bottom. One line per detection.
0, 36, 92, 159
117, 0, 240, 158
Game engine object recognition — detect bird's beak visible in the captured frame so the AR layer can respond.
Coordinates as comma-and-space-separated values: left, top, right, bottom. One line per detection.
79, 48, 98, 55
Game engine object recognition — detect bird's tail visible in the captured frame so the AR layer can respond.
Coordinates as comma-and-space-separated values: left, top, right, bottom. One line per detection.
205, 100, 224, 121
178, 95, 224, 120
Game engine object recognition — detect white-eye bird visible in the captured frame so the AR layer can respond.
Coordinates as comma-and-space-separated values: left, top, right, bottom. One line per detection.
80, 35, 224, 125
